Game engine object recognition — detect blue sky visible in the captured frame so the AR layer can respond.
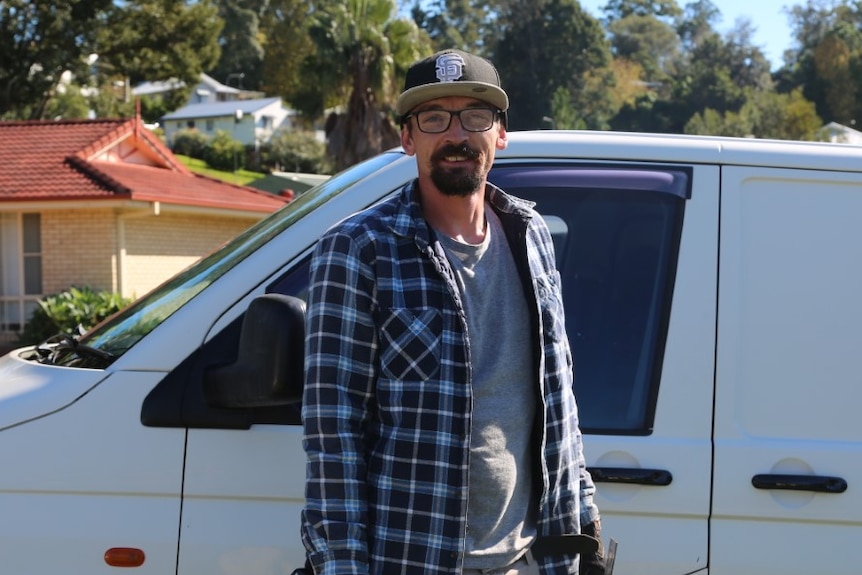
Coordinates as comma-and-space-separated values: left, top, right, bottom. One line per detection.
576, 0, 796, 70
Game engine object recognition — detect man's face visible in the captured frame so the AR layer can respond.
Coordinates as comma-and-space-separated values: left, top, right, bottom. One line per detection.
401, 96, 508, 197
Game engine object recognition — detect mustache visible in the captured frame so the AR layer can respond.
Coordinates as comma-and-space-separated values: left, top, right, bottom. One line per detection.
431, 144, 480, 163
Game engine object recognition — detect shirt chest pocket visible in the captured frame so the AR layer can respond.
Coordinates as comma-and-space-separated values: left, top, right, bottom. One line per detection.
379, 307, 442, 381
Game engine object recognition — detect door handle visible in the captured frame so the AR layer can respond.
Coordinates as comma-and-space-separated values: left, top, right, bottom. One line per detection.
587, 467, 673, 486
751, 474, 847, 493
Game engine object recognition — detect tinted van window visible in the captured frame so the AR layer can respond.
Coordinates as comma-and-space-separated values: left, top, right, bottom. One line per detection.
490, 165, 688, 434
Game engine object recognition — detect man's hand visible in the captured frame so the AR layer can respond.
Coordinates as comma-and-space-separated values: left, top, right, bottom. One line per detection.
579, 521, 605, 575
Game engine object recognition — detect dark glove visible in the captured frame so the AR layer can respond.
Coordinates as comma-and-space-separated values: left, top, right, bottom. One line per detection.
578, 520, 605, 575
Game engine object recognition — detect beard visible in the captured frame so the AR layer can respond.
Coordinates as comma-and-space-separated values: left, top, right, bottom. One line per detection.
430, 144, 485, 197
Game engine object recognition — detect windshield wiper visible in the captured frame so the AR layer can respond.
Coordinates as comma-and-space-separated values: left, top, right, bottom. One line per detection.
34, 332, 116, 367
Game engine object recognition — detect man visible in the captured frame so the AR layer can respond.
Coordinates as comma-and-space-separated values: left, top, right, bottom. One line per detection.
302, 49, 604, 575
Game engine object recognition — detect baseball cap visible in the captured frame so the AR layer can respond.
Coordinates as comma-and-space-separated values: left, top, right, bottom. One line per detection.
395, 49, 509, 117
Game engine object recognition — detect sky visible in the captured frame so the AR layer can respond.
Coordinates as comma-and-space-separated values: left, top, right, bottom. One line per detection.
576, 0, 796, 70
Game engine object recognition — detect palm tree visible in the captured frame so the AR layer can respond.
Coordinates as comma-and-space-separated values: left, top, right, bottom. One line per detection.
308, 0, 431, 171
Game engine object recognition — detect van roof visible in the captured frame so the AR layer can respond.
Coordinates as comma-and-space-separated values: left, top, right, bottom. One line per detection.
498, 130, 862, 173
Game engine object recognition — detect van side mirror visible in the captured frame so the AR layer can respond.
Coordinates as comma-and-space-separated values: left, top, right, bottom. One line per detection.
204, 293, 305, 408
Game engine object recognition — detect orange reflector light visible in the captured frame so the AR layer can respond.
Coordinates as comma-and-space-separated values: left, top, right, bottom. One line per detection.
104, 547, 146, 567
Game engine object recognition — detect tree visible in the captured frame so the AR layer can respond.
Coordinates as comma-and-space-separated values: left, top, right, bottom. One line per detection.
677, 0, 720, 51
409, 0, 493, 55
665, 17, 771, 133
209, 0, 266, 91
259, 0, 317, 117
600, 0, 682, 21
0, 0, 112, 119
549, 87, 581, 129
0, 0, 223, 120
812, 32, 858, 124
685, 87, 822, 140
493, 0, 613, 130
261, 129, 332, 174
607, 13, 681, 84
745, 88, 822, 140
95, 0, 222, 88
43, 80, 92, 121
783, 2, 862, 126
295, 0, 431, 171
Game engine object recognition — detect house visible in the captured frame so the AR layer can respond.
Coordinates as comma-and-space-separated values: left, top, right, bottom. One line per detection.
0, 117, 289, 345
161, 97, 295, 148
131, 72, 265, 106
820, 121, 862, 145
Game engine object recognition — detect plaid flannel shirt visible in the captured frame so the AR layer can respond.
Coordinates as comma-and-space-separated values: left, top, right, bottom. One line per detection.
302, 180, 599, 575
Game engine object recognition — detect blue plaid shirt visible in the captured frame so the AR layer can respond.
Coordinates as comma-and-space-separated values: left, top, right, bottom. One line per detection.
302, 180, 599, 575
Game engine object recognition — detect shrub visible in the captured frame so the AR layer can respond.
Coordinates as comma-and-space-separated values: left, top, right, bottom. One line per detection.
204, 130, 246, 171
171, 129, 211, 160
260, 129, 332, 174
18, 287, 133, 345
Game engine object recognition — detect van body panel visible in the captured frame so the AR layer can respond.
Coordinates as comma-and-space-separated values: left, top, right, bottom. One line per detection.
713, 166, 862, 574
0, 354, 109, 429
178, 426, 306, 575
0, 371, 183, 572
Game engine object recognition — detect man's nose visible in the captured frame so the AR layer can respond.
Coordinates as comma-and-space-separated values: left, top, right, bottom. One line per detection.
446, 113, 469, 136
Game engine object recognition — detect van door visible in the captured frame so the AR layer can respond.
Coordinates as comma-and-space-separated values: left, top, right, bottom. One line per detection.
492, 163, 719, 575
713, 166, 862, 575
169, 261, 312, 575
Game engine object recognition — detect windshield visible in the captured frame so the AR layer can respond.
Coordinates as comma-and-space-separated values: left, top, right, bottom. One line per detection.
47, 152, 404, 367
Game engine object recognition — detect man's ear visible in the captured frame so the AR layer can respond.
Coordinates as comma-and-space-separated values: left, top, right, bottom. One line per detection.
496, 125, 508, 150
401, 125, 416, 156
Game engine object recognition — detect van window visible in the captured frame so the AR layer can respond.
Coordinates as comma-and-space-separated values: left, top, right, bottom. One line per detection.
490, 165, 688, 434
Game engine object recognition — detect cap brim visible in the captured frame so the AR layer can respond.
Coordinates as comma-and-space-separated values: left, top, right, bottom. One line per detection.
396, 82, 509, 117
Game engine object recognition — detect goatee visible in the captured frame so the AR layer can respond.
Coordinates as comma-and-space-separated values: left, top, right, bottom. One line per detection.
430, 144, 484, 197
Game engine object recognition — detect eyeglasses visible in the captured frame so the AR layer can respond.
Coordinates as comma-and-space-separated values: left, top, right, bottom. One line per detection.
405, 107, 501, 133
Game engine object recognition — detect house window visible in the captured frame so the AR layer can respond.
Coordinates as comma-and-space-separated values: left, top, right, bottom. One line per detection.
206, 119, 214, 131
0, 213, 42, 334
258, 115, 273, 130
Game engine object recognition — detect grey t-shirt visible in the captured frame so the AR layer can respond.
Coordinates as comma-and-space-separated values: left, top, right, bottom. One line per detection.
435, 206, 537, 569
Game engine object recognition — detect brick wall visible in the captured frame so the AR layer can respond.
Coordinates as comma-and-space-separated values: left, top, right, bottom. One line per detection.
121, 213, 252, 298
42, 208, 118, 294
41, 208, 257, 299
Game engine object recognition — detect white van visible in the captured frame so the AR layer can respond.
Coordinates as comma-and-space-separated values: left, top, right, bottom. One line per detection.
1, 131, 860, 575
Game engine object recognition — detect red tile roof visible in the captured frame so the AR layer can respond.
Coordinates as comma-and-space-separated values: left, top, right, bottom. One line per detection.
0, 118, 288, 213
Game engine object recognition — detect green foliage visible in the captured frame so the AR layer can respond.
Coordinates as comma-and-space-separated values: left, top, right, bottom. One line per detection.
601, 0, 683, 22
87, 84, 136, 119
172, 129, 212, 160
0, 0, 113, 119
204, 130, 246, 172
18, 287, 133, 346
0, 0, 222, 120
1, 0, 852, 142
549, 87, 583, 130
209, 0, 265, 91
43, 84, 92, 120
607, 13, 682, 83
97, 0, 222, 87
494, 0, 613, 130
138, 93, 179, 125
410, 0, 491, 54
684, 87, 823, 141
260, 130, 332, 174
300, 0, 428, 170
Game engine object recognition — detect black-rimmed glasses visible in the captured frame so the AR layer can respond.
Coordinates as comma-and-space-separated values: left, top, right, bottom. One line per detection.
405, 107, 501, 133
